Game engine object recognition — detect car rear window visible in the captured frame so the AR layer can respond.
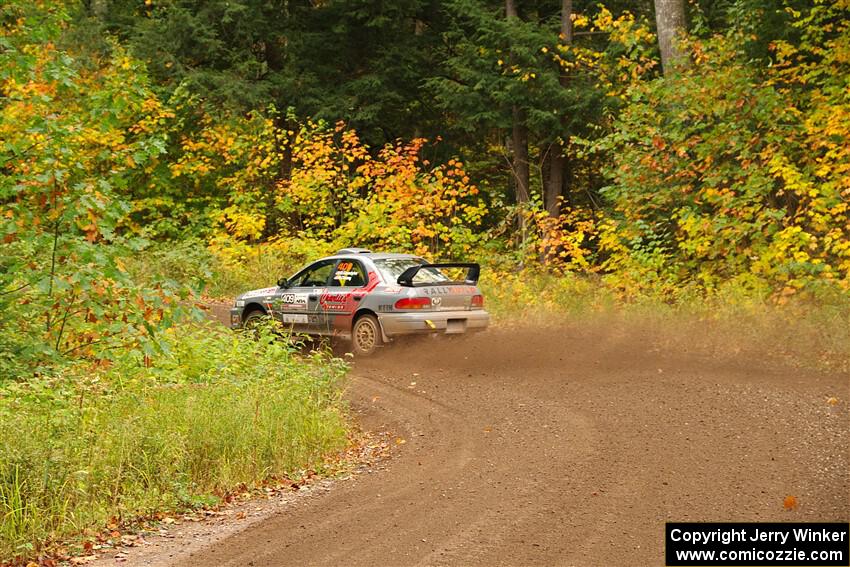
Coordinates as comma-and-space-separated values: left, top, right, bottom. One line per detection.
374, 258, 451, 284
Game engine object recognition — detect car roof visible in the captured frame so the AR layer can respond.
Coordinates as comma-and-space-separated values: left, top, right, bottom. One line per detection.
324, 252, 423, 262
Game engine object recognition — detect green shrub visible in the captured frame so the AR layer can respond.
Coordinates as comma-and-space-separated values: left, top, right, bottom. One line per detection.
0, 322, 349, 559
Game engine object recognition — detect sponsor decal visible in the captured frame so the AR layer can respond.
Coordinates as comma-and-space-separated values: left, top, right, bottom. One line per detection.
422, 287, 447, 296
242, 287, 278, 299
334, 261, 360, 285
319, 271, 379, 312
280, 314, 309, 324
422, 285, 477, 296
280, 293, 308, 310
319, 291, 349, 311
378, 304, 394, 312
383, 286, 402, 294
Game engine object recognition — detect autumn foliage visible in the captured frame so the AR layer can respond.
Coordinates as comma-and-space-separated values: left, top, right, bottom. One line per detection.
603, 15, 849, 300
175, 118, 487, 257
541, 1, 850, 300
2, 0, 850, 561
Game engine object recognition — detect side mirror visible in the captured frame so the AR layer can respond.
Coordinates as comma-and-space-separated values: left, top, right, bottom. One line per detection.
277, 277, 290, 288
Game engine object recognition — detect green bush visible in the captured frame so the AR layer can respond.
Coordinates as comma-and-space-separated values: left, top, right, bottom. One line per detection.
0, 322, 349, 559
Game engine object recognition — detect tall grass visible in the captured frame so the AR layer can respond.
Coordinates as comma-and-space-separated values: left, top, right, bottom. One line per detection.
0, 323, 349, 559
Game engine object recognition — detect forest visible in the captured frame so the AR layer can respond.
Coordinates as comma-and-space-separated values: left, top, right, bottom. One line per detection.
1, 0, 849, 562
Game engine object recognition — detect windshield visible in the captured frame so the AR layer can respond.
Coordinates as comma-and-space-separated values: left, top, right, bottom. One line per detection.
374, 258, 451, 284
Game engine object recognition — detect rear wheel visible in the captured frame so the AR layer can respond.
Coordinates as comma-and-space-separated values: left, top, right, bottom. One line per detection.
351, 314, 381, 357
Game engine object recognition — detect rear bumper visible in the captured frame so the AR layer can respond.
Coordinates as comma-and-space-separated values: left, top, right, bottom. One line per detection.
379, 309, 489, 337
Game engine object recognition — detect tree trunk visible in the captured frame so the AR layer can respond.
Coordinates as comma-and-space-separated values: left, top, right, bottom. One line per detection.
511, 107, 530, 206
543, 0, 573, 218
545, 152, 565, 216
506, 0, 529, 237
560, 0, 573, 43
264, 115, 296, 238
654, 0, 687, 75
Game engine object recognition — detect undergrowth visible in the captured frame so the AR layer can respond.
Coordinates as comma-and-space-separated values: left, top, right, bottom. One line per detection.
0, 322, 349, 560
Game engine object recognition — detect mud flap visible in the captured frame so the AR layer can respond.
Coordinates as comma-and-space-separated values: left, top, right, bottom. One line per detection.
377, 317, 391, 344
446, 319, 467, 334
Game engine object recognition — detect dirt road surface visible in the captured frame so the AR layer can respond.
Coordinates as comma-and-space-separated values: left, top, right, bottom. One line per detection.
121, 321, 849, 566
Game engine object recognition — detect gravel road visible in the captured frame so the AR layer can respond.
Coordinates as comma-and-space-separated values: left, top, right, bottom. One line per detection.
111, 321, 849, 567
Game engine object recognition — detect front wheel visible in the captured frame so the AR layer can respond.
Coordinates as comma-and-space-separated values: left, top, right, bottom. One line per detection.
351, 314, 381, 357
243, 309, 268, 329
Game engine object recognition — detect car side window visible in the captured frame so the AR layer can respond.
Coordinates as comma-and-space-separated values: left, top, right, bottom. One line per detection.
331, 260, 367, 287
293, 260, 335, 287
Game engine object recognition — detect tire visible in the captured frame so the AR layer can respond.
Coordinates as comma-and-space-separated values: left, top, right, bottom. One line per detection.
243, 309, 268, 330
351, 314, 381, 357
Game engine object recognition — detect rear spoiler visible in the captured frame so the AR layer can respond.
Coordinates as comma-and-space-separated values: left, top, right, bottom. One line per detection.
397, 263, 481, 287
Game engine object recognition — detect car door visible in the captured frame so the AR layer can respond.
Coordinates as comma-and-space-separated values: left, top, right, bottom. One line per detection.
318, 259, 369, 335
277, 259, 336, 333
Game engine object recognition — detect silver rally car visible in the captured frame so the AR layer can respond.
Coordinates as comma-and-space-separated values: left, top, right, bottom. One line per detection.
230, 248, 489, 355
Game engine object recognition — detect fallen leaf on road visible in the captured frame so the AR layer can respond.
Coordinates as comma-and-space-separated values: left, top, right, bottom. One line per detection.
783, 495, 798, 510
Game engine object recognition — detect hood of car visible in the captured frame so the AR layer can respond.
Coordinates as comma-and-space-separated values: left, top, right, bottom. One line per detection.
236, 286, 279, 302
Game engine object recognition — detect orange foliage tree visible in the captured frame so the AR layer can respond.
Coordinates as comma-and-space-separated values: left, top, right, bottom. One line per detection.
172, 117, 488, 260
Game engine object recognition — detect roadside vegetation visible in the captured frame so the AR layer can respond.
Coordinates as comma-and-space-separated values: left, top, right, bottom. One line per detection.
0, 323, 348, 560
1, 0, 849, 561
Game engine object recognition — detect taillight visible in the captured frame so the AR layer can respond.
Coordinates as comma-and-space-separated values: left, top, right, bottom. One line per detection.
394, 297, 432, 310
471, 294, 484, 308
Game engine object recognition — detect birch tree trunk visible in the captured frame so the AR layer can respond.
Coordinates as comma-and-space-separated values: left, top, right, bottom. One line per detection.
654, 0, 687, 74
